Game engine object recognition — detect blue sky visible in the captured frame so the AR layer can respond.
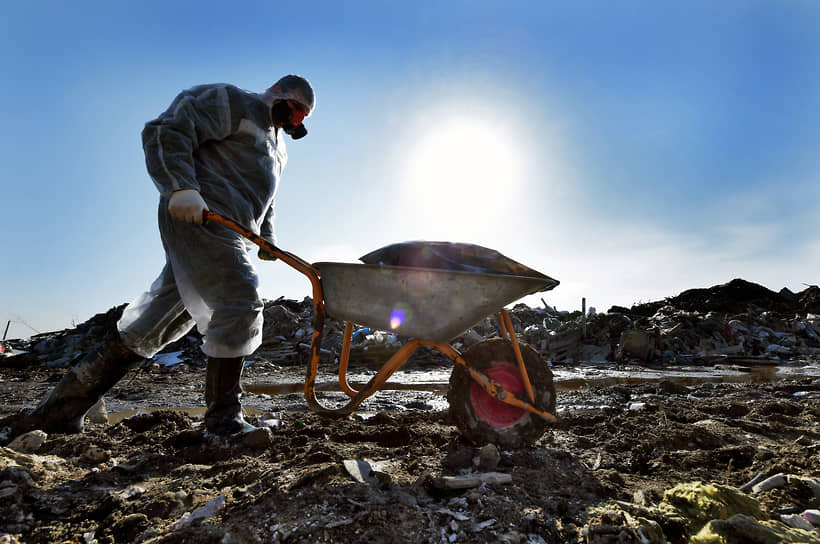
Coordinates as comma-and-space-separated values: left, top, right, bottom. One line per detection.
2, 1, 818, 339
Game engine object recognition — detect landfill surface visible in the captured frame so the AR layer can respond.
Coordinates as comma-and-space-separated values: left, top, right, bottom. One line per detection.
1, 278, 820, 543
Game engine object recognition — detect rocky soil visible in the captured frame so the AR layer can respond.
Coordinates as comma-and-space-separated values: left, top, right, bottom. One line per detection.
1, 278, 820, 543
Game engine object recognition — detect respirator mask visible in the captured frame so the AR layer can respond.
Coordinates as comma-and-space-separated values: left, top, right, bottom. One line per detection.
272, 100, 308, 140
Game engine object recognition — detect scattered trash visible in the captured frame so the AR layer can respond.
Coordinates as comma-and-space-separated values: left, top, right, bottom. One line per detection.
751, 473, 787, 494
431, 472, 513, 490
170, 495, 225, 530
437, 508, 470, 521
79, 445, 110, 465
7, 431, 46, 454
781, 512, 816, 531
476, 443, 500, 471
85, 398, 108, 425
343, 459, 376, 484
739, 472, 767, 493
118, 485, 146, 500
152, 351, 184, 367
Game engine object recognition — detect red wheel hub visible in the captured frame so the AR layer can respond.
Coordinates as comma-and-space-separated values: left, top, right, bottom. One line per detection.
470, 360, 527, 429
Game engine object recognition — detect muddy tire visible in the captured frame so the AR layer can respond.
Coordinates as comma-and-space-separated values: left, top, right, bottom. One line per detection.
448, 338, 556, 448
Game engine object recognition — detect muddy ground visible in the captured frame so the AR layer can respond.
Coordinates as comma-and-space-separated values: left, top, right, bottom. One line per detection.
2, 346, 820, 544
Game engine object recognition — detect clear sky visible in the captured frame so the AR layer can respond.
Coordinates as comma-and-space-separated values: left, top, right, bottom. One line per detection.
2, 1, 818, 339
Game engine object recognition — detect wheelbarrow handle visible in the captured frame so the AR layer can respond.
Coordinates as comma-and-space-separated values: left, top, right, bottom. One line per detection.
201, 210, 314, 272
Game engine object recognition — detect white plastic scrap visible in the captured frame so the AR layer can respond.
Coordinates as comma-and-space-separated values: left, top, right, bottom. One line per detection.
7, 430, 47, 454
438, 508, 470, 521
780, 513, 816, 531
472, 519, 496, 532
751, 473, 787, 494
119, 485, 146, 500
171, 495, 225, 530
342, 459, 375, 484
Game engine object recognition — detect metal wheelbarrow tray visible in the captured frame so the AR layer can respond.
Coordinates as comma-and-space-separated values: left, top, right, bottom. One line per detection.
204, 212, 560, 447
315, 261, 556, 343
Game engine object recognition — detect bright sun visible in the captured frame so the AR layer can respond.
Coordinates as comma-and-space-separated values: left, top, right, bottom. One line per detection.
398, 115, 524, 240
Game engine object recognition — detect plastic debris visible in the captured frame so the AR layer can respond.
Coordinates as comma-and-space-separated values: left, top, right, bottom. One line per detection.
170, 495, 225, 530
7, 431, 46, 454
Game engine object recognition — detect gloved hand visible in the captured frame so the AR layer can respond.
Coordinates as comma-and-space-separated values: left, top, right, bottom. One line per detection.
258, 249, 277, 261
258, 242, 278, 261
168, 189, 209, 224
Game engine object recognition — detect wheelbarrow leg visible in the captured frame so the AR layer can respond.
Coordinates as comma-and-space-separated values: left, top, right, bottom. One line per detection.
305, 337, 423, 417
337, 322, 361, 397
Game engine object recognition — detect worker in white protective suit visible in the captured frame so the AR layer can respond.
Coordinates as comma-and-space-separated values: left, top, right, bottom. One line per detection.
15, 75, 315, 437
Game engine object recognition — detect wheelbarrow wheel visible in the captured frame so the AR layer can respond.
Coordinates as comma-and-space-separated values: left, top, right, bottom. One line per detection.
448, 338, 556, 448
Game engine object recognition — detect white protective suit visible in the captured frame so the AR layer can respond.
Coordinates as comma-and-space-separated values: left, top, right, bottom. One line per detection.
118, 83, 292, 358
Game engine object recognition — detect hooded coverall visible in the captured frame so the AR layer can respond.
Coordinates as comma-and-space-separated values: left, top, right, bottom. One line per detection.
117, 84, 287, 359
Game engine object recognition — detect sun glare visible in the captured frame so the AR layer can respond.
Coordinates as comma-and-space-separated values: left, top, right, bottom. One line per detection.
398, 116, 524, 239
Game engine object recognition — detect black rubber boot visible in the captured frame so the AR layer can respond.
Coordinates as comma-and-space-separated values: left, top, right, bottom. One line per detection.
16, 333, 144, 435
204, 357, 258, 436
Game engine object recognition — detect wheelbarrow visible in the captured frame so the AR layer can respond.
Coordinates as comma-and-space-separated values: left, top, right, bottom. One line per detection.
204, 211, 560, 448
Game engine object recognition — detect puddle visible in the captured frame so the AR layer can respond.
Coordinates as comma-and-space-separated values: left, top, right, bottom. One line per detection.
246, 381, 449, 396
246, 364, 820, 396
106, 364, 819, 424
552, 364, 820, 391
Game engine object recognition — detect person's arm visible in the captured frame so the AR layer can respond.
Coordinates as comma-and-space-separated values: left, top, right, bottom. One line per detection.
258, 203, 278, 260
141, 86, 235, 222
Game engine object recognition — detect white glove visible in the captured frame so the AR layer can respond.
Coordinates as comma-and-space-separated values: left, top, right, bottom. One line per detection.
168, 189, 209, 224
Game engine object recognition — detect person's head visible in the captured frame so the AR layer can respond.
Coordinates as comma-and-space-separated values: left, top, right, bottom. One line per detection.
269, 74, 315, 139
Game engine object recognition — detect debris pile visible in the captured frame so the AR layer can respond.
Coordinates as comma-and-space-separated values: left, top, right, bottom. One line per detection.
1, 297, 343, 370
510, 278, 820, 366
3, 279, 819, 370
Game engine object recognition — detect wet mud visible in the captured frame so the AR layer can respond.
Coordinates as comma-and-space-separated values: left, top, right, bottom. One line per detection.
2, 355, 820, 543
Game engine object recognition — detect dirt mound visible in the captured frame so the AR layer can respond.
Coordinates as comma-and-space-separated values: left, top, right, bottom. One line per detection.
628, 278, 794, 316
668, 278, 796, 314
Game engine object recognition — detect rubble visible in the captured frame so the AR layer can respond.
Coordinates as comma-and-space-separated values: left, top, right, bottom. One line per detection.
2, 277, 818, 378
430, 472, 513, 490
169, 494, 226, 531
6, 431, 46, 454
514, 278, 820, 366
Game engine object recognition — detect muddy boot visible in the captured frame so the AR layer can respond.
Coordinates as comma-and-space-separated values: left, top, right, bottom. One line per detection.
204, 357, 258, 436
16, 333, 144, 435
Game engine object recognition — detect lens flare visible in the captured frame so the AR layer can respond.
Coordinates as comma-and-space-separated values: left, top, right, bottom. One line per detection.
389, 309, 405, 329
